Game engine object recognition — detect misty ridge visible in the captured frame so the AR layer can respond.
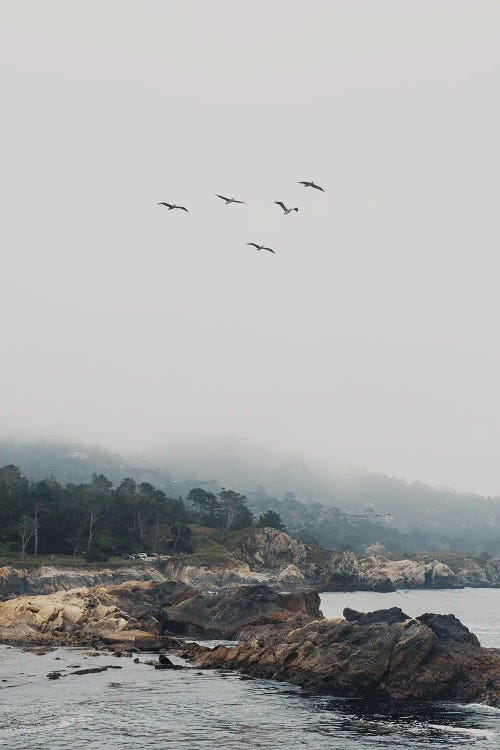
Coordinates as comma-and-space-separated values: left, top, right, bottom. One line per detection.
1, 436, 500, 557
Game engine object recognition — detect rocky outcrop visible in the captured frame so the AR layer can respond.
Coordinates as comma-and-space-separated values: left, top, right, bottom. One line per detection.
165, 529, 395, 592
0, 580, 321, 646
164, 556, 271, 590
357, 552, 500, 590
411, 552, 500, 588
3, 536, 498, 601
0, 585, 139, 646
157, 584, 321, 638
169, 530, 500, 592
226, 528, 310, 570
357, 556, 460, 589
0, 564, 165, 601
193, 606, 500, 707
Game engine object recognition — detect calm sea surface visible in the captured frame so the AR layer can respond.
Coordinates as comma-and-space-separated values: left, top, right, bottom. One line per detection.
0, 588, 499, 749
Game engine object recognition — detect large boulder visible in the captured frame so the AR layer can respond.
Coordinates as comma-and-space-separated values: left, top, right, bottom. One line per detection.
357, 556, 460, 589
157, 584, 321, 638
0, 586, 138, 646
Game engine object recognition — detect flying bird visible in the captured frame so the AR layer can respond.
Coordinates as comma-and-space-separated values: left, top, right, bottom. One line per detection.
275, 201, 298, 215
246, 243, 275, 254
298, 180, 325, 192
157, 202, 188, 211
215, 194, 246, 205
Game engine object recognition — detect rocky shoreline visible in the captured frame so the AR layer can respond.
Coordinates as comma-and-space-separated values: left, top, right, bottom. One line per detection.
0, 576, 499, 707
190, 605, 500, 708
0, 581, 321, 646
1, 580, 498, 708
2, 529, 499, 601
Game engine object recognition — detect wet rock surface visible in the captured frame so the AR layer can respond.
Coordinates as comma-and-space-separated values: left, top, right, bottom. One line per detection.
192, 606, 500, 708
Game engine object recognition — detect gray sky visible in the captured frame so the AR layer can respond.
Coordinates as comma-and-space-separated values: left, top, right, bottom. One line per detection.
1, 1, 500, 494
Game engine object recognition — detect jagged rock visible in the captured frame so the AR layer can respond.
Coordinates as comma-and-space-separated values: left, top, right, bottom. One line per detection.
357, 556, 460, 589
0, 580, 321, 645
168, 584, 320, 638
343, 606, 408, 625
0, 585, 140, 646
416, 612, 480, 645
163, 557, 270, 590
165, 528, 395, 592
179, 642, 207, 659
193, 607, 500, 707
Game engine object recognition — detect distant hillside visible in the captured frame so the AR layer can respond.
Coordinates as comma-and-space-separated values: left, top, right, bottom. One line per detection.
144, 438, 500, 555
0, 439, 172, 490
2, 437, 500, 554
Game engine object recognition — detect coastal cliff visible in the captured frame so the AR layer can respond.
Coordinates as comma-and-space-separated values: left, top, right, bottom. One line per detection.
164, 528, 500, 592
0, 563, 165, 601
2, 530, 499, 601
164, 529, 395, 592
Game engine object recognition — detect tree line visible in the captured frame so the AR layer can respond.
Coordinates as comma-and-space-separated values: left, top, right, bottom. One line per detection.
0, 465, 284, 561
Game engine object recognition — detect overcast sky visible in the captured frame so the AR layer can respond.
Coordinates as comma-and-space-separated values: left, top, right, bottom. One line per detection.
1, 1, 500, 494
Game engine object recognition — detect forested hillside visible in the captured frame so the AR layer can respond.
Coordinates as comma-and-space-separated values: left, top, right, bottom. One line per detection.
2, 439, 500, 555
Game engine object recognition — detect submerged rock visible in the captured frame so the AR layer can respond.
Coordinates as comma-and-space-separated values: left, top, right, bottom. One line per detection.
155, 655, 184, 670
67, 665, 122, 676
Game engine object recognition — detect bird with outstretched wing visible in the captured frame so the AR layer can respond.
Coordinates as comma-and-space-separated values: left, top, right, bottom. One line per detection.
246, 243, 275, 254
298, 180, 325, 192
215, 194, 246, 204
157, 202, 189, 211
275, 201, 298, 214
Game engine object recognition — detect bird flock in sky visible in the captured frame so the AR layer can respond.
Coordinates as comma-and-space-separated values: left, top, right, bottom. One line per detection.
157, 180, 326, 255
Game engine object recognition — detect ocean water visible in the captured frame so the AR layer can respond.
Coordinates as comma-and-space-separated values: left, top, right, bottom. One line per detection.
0, 588, 498, 749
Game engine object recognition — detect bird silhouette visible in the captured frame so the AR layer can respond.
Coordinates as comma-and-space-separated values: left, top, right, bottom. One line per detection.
275, 201, 298, 215
215, 194, 246, 205
246, 243, 275, 254
157, 202, 188, 212
298, 180, 325, 192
